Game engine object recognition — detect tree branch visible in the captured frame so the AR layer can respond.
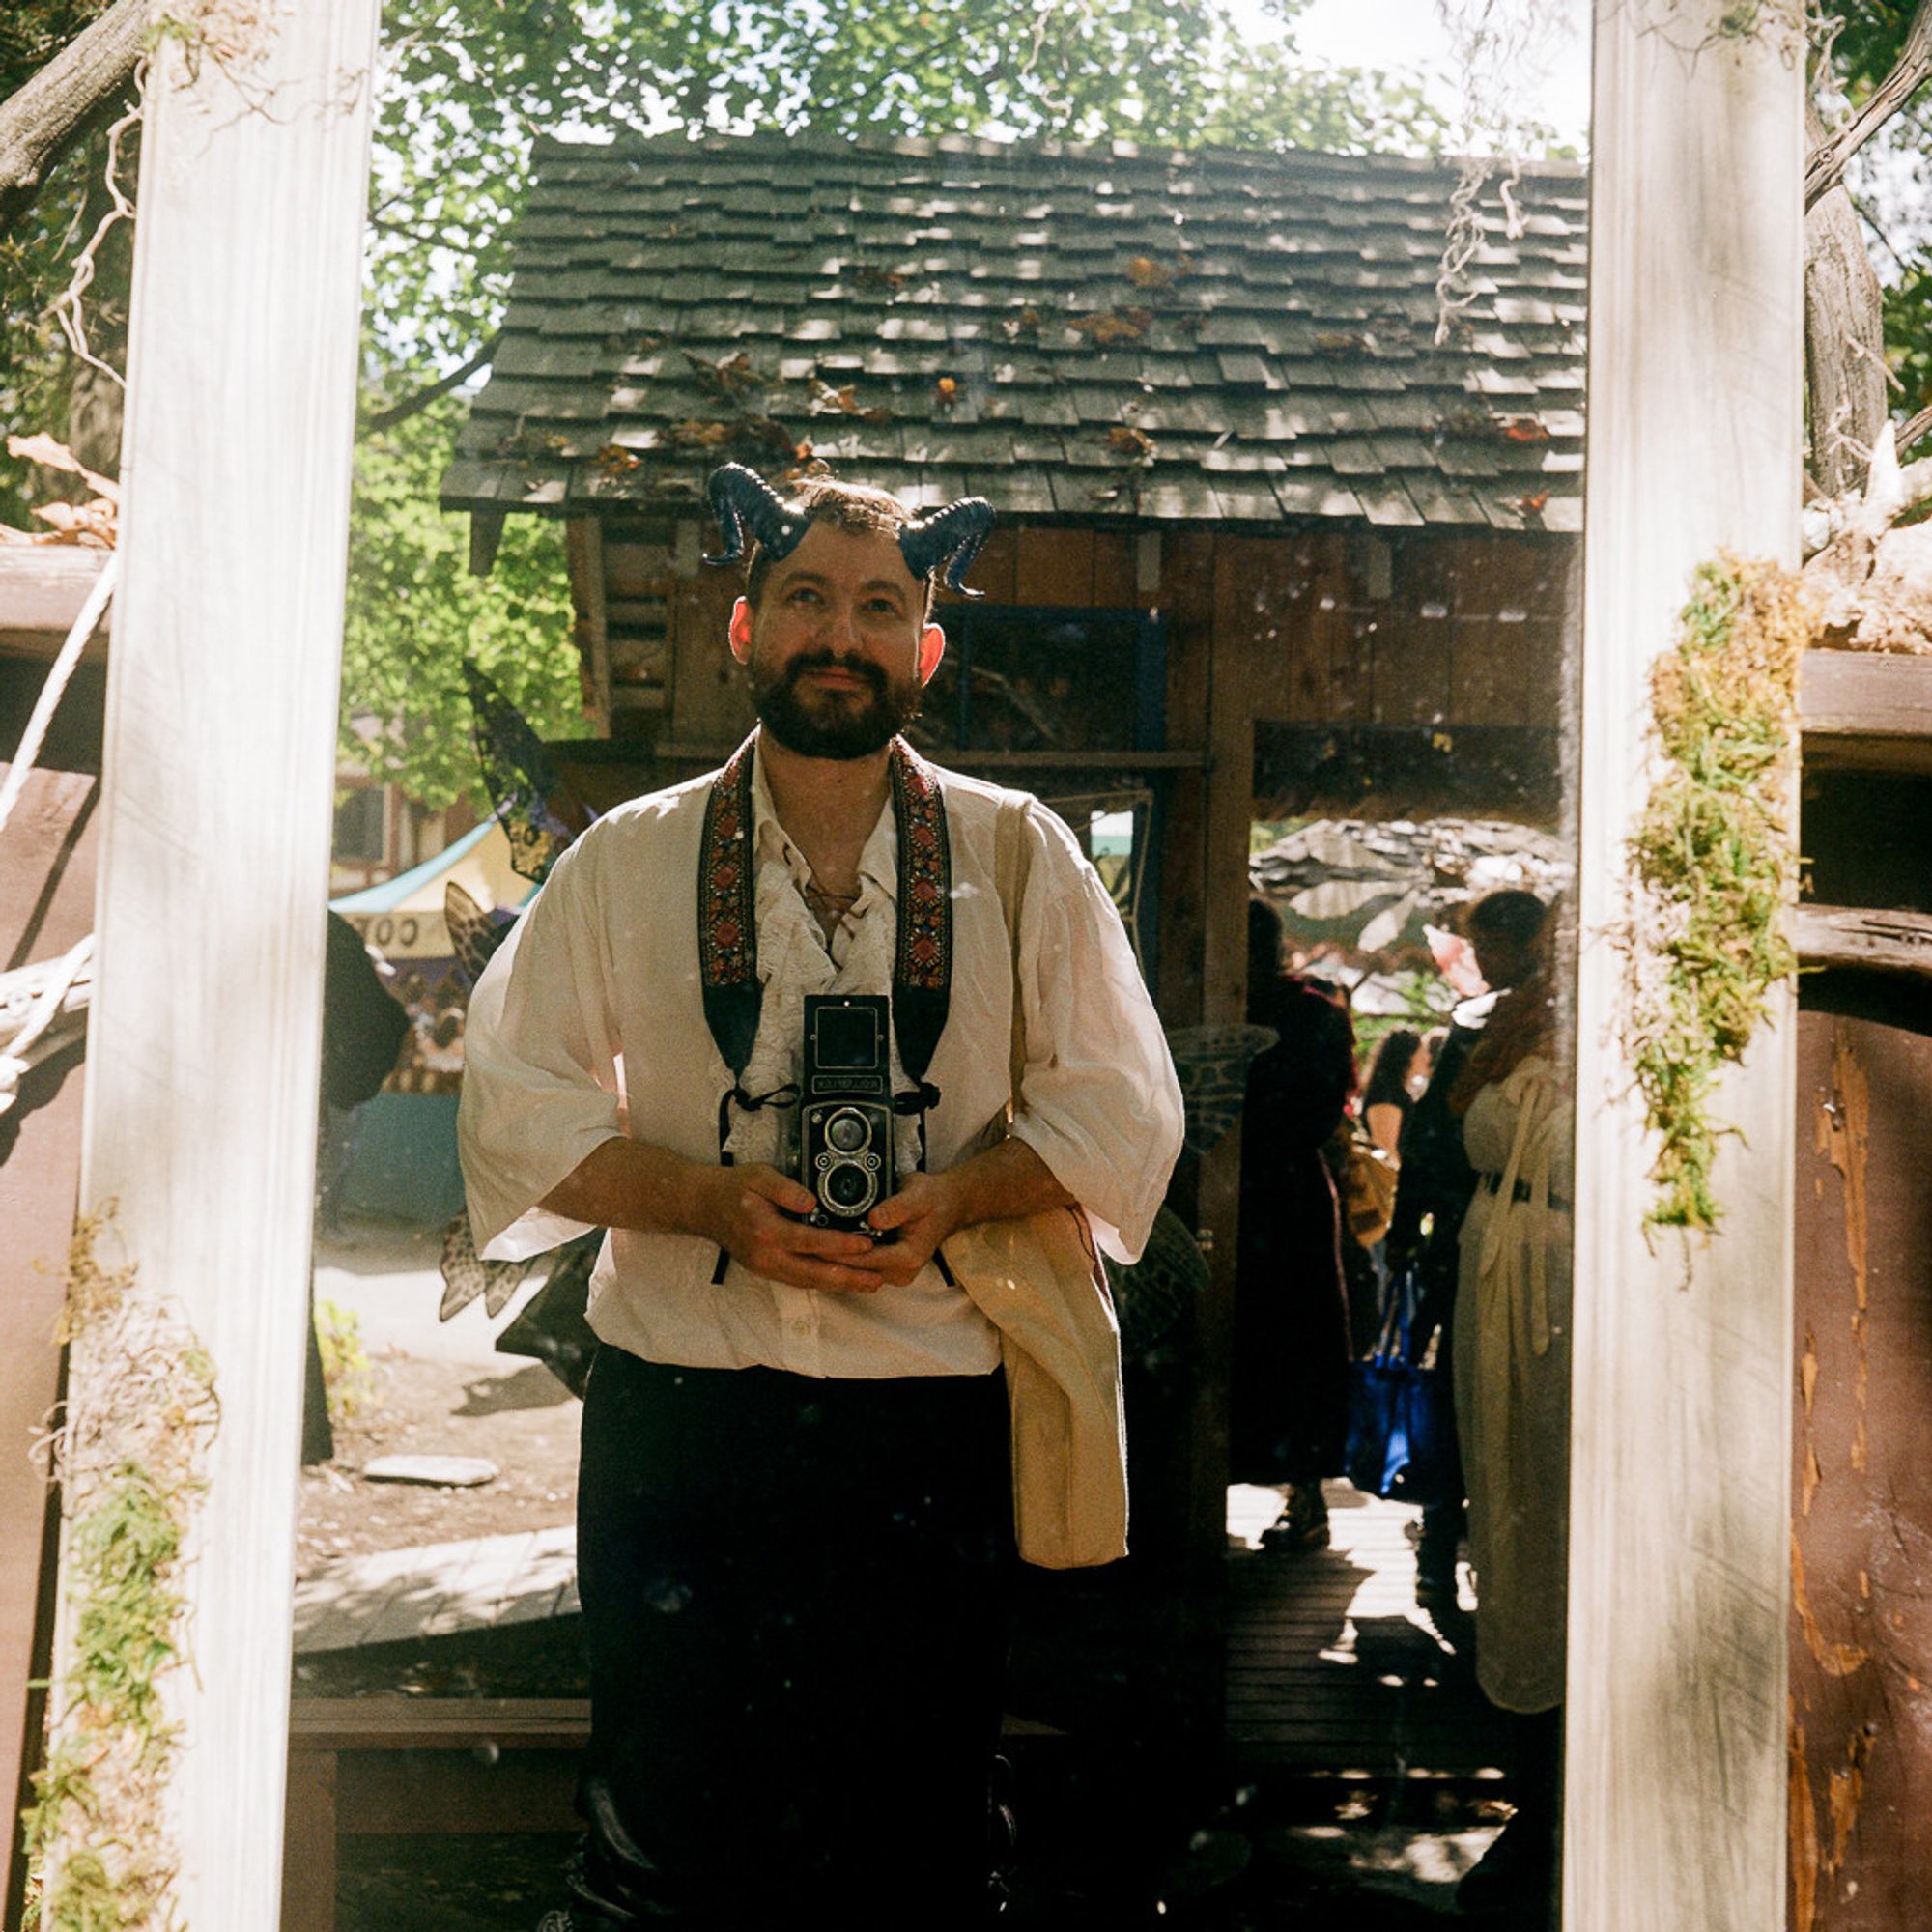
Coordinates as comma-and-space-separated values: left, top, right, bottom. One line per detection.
1848, 189, 1910, 274
0, 0, 148, 235
361, 333, 501, 434
1898, 403, 1932, 460
1806, 0, 1932, 211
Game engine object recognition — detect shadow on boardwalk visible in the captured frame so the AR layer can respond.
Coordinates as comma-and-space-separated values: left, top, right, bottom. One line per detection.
318, 1483, 1554, 1930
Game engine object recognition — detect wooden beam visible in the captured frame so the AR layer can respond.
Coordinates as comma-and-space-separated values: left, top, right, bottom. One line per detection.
1793, 902, 1932, 980
278, 1751, 337, 1932
468, 505, 505, 578
1569, 10, 1804, 1930
0, 549, 113, 660
1799, 649, 1932, 777
563, 515, 612, 734
1163, 535, 1266, 1763
66, 6, 382, 1927
1154, 530, 1214, 1030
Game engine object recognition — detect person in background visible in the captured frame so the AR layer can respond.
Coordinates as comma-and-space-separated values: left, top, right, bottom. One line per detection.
1445, 905, 1570, 1918
1385, 892, 1548, 1605
306, 910, 411, 1463
1335, 1026, 1433, 1335
1360, 1027, 1430, 1158
1232, 898, 1358, 1551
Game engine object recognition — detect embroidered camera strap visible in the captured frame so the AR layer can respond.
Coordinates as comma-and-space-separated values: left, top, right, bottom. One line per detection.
886, 736, 952, 1122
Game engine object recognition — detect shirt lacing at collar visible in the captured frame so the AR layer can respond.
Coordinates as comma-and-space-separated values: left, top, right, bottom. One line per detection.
750, 753, 898, 951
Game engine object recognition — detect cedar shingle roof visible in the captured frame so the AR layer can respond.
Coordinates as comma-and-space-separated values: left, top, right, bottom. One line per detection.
442, 132, 1586, 532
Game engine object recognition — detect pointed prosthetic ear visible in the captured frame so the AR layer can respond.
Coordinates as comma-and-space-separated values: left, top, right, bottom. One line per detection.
899, 497, 994, 598
703, 463, 810, 568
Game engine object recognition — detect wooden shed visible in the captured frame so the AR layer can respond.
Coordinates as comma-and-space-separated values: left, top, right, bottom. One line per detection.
439, 133, 1589, 1009
440, 130, 1589, 1703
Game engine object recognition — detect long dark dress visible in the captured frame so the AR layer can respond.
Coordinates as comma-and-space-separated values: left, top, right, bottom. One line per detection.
1229, 975, 1357, 1485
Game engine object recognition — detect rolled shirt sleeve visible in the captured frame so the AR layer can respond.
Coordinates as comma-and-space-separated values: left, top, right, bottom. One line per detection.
1004, 801, 1183, 1264
457, 832, 629, 1260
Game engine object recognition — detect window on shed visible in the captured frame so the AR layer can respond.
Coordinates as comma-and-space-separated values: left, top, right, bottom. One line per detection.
913, 606, 1164, 755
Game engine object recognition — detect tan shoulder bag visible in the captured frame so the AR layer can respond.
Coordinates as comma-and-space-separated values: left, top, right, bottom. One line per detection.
937, 795, 1130, 1569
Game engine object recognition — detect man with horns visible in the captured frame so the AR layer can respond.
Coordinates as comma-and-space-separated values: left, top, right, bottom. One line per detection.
459, 463, 1183, 1929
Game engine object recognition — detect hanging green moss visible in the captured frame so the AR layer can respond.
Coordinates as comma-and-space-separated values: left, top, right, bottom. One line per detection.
19, 1211, 217, 1932
1627, 554, 1811, 1233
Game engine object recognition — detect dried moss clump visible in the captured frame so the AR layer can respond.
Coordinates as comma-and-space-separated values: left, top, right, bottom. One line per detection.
20, 1210, 217, 1932
1627, 554, 1811, 1232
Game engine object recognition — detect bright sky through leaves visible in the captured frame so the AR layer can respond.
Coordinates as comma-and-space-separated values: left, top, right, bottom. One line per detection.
1261, 0, 1591, 150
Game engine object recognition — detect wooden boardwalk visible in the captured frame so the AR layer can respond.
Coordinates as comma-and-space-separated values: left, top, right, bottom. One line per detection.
293, 1524, 580, 1655
1224, 1481, 1513, 1777
297, 1484, 1511, 1784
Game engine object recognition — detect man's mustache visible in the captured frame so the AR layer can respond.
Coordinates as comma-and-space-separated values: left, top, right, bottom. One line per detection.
781, 650, 889, 695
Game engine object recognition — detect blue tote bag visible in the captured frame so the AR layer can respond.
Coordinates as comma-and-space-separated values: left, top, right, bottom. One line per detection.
1345, 1265, 1458, 1506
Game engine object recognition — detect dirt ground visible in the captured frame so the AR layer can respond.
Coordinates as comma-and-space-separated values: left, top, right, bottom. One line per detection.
297, 1218, 582, 1581
296, 1350, 580, 1580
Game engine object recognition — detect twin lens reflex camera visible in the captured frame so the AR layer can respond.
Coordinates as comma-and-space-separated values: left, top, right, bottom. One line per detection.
797, 993, 895, 1235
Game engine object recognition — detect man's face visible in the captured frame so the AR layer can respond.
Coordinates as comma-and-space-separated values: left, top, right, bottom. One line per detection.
728, 522, 946, 760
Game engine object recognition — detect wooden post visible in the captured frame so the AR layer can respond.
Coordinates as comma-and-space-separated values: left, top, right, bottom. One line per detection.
1568, 7, 1804, 1929
65, 3, 380, 1925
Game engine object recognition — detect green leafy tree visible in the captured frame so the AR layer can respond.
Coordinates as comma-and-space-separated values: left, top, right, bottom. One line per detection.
0, 0, 136, 526
5, 0, 1444, 814
362, 0, 1438, 367
340, 391, 580, 810
348, 0, 1442, 810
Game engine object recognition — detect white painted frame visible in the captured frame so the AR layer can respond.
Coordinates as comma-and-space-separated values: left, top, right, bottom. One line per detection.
1568, 6, 1803, 1930
66, 3, 383, 1924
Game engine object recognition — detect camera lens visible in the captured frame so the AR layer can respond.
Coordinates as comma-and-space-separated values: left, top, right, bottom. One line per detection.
822, 1162, 874, 1213
825, 1110, 867, 1154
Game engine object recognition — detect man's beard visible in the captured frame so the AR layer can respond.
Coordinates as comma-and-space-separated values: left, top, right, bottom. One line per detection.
752, 648, 923, 760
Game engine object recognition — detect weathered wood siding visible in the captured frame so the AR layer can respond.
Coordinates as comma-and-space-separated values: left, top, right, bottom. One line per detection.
1790, 996, 1932, 1932
0, 767, 99, 1925
576, 516, 1569, 759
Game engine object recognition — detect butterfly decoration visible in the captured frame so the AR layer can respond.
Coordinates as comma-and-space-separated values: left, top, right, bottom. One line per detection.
446, 880, 519, 992
464, 661, 597, 888
438, 671, 598, 1359
439, 1209, 539, 1321
1109, 1202, 1209, 1358
495, 1236, 602, 1399
1164, 1022, 1280, 1156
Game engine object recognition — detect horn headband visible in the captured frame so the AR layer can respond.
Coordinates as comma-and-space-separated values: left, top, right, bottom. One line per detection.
703, 462, 994, 598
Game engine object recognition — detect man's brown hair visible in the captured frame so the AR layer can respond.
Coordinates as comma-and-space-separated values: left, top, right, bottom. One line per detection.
743, 479, 934, 617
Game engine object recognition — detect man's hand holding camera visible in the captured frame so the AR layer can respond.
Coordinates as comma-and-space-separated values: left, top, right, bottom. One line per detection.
696, 1162, 884, 1294
850, 1170, 964, 1287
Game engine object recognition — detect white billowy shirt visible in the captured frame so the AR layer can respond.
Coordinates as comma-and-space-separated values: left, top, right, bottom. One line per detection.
457, 741, 1183, 1379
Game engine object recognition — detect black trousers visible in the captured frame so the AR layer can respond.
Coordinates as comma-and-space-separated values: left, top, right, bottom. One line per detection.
571, 1347, 1016, 1929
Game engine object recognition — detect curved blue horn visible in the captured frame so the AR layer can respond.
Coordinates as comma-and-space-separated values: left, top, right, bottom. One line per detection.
703, 463, 810, 568
899, 497, 994, 598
